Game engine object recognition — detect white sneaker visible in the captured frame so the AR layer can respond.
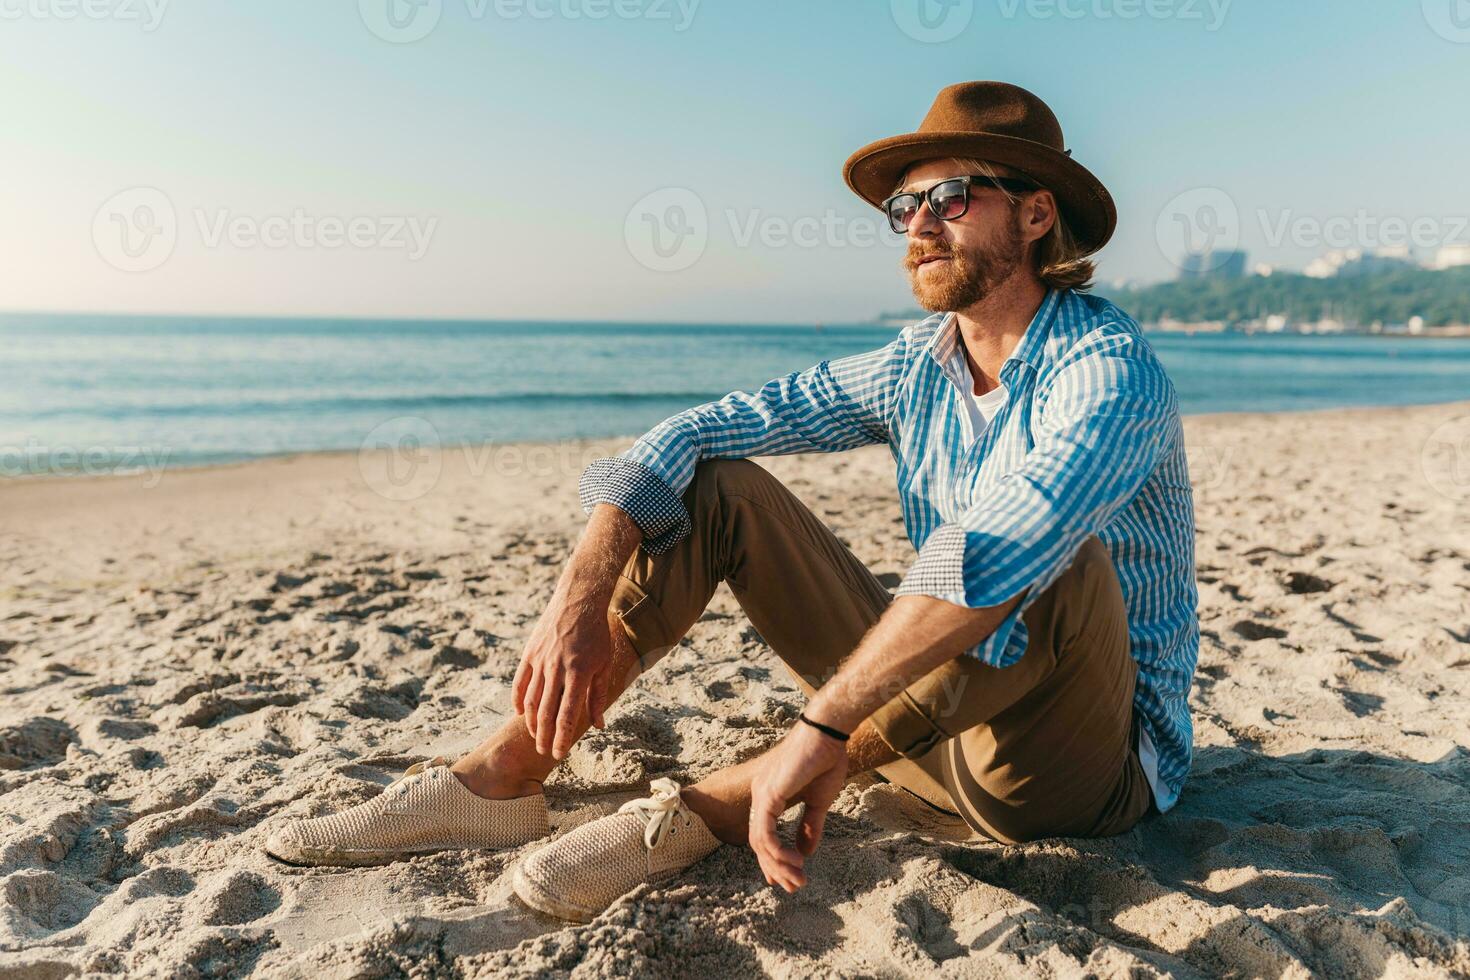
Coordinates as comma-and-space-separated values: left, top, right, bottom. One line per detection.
512, 778, 721, 922
264, 757, 549, 866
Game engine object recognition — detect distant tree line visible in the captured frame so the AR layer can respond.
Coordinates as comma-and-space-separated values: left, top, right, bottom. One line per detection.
1106, 266, 1470, 328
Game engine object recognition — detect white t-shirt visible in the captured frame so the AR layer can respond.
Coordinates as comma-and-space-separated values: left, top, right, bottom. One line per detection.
952, 351, 1009, 442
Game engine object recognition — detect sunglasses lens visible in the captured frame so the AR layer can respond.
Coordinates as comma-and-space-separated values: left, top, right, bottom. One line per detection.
886, 195, 920, 233
930, 180, 969, 220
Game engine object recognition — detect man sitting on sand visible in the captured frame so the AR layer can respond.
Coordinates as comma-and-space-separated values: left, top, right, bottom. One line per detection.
265, 81, 1199, 924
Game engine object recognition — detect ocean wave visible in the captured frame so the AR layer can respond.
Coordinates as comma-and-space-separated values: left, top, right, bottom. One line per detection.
18, 390, 732, 421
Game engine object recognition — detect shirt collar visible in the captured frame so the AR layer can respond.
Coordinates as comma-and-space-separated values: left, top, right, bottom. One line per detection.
924, 288, 1063, 383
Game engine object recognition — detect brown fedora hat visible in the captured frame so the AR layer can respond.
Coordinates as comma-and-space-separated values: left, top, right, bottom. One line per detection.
843, 81, 1116, 254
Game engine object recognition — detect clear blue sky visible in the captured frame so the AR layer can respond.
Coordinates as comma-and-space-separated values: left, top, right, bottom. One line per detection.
2, 0, 1466, 322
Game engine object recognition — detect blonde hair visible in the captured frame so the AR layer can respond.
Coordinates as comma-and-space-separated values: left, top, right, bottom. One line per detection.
897, 157, 1096, 292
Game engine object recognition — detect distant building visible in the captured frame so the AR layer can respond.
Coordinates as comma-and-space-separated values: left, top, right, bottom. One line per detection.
1152, 317, 1227, 334
1179, 249, 1247, 280
1433, 244, 1470, 270
1304, 247, 1416, 278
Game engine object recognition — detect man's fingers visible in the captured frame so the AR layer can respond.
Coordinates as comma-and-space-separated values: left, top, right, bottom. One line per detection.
797, 805, 827, 857
757, 850, 806, 892
748, 791, 806, 891
511, 656, 532, 716
551, 671, 587, 759
535, 670, 563, 757
586, 662, 610, 729
747, 793, 781, 854
522, 665, 544, 737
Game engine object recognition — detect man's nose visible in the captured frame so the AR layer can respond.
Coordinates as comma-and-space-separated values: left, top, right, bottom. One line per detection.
899, 195, 946, 239
907, 197, 944, 238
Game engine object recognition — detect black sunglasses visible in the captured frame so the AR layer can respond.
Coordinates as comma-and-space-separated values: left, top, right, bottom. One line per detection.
881, 175, 1037, 234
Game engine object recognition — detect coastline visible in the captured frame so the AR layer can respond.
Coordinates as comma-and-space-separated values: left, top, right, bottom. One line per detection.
5, 395, 1470, 487
2, 400, 1468, 976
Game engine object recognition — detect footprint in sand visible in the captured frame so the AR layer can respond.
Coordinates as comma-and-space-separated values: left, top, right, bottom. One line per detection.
1231, 620, 1290, 641
0, 868, 102, 936
0, 717, 76, 770
195, 870, 281, 927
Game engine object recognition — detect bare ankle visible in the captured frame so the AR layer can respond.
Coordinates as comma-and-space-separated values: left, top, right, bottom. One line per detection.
450, 726, 555, 800
452, 768, 544, 800
681, 784, 750, 846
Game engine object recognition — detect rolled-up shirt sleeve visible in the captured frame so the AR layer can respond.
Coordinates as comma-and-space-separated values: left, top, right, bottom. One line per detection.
896, 328, 1178, 666
578, 332, 912, 552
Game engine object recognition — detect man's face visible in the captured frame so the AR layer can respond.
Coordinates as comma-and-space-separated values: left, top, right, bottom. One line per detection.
898, 159, 1029, 313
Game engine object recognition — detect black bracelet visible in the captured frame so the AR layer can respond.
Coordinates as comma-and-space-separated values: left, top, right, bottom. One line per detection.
798, 713, 850, 742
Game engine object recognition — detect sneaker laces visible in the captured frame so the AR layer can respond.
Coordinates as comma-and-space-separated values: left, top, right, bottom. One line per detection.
387, 756, 449, 795
618, 777, 689, 850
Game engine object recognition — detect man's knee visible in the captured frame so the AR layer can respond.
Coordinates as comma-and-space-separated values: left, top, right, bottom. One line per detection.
1066, 536, 1118, 597
685, 458, 779, 516
688, 458, 766, 492
1026, 536, 1127, 655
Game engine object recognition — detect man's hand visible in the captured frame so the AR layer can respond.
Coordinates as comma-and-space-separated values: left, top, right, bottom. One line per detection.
512, 503, 643, 760
747, 720, 849, 892
512, 595, 614, 759
746, 593, 1022, 892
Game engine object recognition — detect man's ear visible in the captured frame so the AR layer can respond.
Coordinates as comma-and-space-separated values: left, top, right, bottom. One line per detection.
1021, 190, 1058, 245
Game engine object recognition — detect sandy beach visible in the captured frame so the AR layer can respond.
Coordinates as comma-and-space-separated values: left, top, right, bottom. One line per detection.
2, 400, 1469, 978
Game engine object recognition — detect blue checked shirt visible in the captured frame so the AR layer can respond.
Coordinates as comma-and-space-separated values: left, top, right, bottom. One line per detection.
579, 289, 1199, 810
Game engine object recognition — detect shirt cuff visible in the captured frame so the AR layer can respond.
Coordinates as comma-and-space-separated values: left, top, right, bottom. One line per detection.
578, 456, 691, 555
895, 522, 1031, 668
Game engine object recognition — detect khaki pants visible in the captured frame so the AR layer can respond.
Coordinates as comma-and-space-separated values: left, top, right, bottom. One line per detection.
609, 459, 1152, 844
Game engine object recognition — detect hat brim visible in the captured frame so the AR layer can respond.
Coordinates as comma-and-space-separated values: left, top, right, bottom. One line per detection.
843, 132, 1116, 254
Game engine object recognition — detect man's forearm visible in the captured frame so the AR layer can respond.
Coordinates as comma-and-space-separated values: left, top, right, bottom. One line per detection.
803, 592, 1023, 735
554, 503, 643, 613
